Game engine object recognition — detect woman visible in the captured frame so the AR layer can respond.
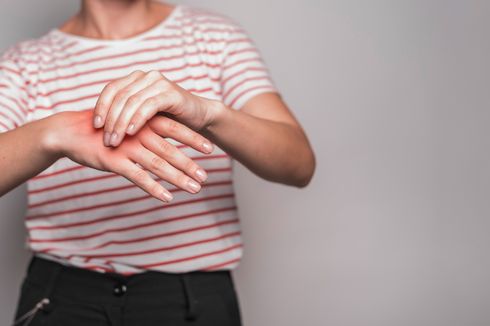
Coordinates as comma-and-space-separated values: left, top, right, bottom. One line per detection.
1, 0, 315, 325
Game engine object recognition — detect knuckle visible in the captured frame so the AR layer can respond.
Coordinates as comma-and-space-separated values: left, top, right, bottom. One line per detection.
143, 96, 157, 108
184, 158, 197, 174
166, 119, 179, 134
159, 140, 171, 153
148, 70, 161, 78
190, 132, 202, 144
104, 83, 116, 93
177, 172, 189, 187
113, 122, 125, 134
105, 115, 117, 129
113, 91, 128, 103
150, 156, 165, 171
132, 70, 145, 77
132, 111, 145, 124
132, 168, 148, 184
127, 94, 141, 106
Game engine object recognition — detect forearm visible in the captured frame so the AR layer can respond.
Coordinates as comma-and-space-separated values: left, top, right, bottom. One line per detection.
0, 117, 60, 196
203, 101, 315, 187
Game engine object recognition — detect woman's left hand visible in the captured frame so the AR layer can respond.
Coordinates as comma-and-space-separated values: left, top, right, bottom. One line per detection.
93, 70, 218, 147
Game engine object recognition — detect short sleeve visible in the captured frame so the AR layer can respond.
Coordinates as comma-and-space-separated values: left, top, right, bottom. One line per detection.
220, 22, 279, 110
0, 53, 29, 133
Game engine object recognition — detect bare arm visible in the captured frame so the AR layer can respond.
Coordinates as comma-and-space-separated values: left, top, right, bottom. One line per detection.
203, 92, 316, 188
0, 110, 214, 201
0, 117, 59, 196
94, 72, 315, 188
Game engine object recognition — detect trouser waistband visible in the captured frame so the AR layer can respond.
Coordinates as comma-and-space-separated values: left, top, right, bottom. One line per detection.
22, 254, 232, 322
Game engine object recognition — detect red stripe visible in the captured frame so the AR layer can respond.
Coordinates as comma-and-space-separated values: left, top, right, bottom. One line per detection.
28, 154, 229, 194
34, 207, 236, 245
29, 204, 235, 236
223, 75, 271, 100
0, 93, 28, 115
229, 85, 276, 108
81, 264, 114, 273
226, 47, 258, 58
32, 38, 250, 74
32, 165, 85, 181
69, 231, 241, 260
40, 223, 237, 259
0, 111, 18, 128
223, 57, 263, 71
202, 257, 240, 271
32, 216, 238, 244
0, 65, 21, 76
30, 205, 235, 233
0, 91, 29, 110
32, 86, 217, 112
0, 100, 24, 124
22, 45, 108, 65
29, 178, 231, 209
140, 243, 242, 268
35, 72, 219, 99
28, 168, 231, 210
29, 173, 117, 195
221, 66, 267, 85
28, 166, 231, 201
38, 60, 222, 86
17, 40, 78, 56
38, 48, 225, 84
0, 120, 11, 131
27, 180, 234, 219
29, 179, 232, 212
27, 192, 234, 225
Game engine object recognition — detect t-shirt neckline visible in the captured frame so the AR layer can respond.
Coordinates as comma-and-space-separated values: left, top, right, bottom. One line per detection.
50, 4, 182, 46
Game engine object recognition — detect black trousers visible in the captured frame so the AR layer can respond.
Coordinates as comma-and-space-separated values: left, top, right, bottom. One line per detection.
12, 255, 242, 326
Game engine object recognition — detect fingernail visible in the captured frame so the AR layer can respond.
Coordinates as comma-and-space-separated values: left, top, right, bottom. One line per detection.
110, 132, 118, 146
93, 115, 103, 128
187, 179, 201, 193
195, 168, 207, 182
103, 132, 111, 146
161, 191, 173, 202
202, 142, 213, 153
127, 123, 135, 135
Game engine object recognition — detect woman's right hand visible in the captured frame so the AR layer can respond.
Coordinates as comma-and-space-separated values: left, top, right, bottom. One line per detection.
43, 109, 214, 202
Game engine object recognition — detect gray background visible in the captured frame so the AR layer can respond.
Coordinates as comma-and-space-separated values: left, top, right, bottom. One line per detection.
1, 0, 489, 325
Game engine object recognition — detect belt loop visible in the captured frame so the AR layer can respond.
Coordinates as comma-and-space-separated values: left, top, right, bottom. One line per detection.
180, 273, 198, 320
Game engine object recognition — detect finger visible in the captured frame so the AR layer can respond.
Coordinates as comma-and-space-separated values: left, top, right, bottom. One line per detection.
105, 73, 162, 146
140, 131, 208, 183
113, 158, 173, 202
93, 70, 145, 129
111, 78, 165, 145
124, 86, 182, 136
148, 115, 214, 154
131, 145, 202, 194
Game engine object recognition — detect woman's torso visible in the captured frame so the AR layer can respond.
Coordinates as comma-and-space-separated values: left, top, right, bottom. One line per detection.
5, 5, 257, 275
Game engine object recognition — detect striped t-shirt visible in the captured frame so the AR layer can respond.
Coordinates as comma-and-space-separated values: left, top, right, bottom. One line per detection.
0, 5, 278, 275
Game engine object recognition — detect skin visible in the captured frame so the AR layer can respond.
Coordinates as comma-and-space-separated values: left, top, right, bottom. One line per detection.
0, 0, 315, 202
0, 111, 213, 202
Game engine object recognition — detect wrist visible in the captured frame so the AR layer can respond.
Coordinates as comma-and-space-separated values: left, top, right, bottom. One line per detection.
39, 113, 65, 159
202, 99, 227, 132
